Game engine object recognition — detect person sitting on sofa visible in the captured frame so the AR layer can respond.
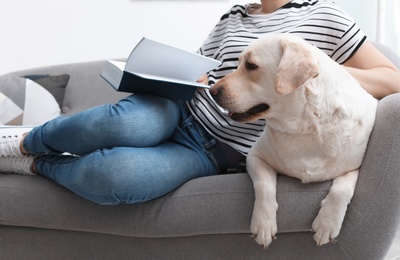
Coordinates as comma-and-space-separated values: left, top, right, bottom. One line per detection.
1, 0, 400, 205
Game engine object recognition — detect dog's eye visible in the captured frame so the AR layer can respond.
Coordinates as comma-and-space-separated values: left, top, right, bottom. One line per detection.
245, 61, 258, 71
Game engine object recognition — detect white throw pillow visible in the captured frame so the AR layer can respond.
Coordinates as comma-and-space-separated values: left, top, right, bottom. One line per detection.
0, 75, 64, 125
0, 92, 23, 125
22, 79, 61, 125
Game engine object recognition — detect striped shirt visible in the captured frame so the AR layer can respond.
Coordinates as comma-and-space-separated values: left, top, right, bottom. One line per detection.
187, 0, 367, 155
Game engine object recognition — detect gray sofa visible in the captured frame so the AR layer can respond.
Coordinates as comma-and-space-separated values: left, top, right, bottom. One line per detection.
0, 43, 400, 260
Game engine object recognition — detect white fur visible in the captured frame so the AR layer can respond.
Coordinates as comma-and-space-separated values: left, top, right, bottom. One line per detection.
210, 34, 378, 248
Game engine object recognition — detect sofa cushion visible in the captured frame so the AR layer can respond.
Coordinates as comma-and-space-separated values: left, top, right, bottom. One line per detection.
24, 74, 70, 109
0, 173, 332, 238
0, 74, 69, 125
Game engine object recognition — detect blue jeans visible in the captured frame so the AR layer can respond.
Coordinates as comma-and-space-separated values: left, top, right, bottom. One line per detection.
23, 94, 243, 205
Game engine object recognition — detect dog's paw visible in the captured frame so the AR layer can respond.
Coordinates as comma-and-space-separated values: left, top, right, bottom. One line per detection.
311, 207, 343, 246
251, 218, 278, 249
250, 208, 278, 249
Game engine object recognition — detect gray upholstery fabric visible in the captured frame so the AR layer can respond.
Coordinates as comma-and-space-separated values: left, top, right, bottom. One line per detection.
339, 93, 400, 259
0, 173, 331, 238
0, 42, 399, 259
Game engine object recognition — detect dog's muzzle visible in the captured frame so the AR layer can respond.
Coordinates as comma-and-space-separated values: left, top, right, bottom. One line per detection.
230, 103, 270, 122
210, 84, 270, 122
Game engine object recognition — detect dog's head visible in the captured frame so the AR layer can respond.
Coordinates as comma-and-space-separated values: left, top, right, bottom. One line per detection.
210, 34, 320, 123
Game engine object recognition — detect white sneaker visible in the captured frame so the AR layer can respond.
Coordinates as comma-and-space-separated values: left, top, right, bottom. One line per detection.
0, 126, 35, 157
0, 156, 36, 175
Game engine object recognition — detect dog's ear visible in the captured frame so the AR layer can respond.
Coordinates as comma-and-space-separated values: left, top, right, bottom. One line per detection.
275, 38, 319, 95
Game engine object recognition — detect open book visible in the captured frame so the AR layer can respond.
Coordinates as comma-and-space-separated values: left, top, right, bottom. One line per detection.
100, 37, 221, 100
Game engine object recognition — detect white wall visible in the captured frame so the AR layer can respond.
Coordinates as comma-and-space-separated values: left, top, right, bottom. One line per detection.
0, 0, 244, 75
334, 0, 378, 41
0, 0, 398, 75
335, 0, 400, 54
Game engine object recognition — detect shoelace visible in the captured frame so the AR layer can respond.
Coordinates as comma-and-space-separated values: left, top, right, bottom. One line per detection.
0, 134, 21, 157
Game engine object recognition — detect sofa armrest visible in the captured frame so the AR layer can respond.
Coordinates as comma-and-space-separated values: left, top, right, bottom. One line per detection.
338, 93, 400, 259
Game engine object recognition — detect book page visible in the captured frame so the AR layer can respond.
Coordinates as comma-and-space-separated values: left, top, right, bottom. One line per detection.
125, 37, 221, 82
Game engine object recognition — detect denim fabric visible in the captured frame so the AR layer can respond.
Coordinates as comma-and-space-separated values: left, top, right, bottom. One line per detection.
23, 94, 227, 205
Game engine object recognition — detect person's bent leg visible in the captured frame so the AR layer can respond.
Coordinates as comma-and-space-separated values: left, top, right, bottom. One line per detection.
23, 94, 180, 155
34, 143, 217, 205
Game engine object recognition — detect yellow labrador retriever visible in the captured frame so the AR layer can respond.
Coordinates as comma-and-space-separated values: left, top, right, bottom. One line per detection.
210, 34, 377, 248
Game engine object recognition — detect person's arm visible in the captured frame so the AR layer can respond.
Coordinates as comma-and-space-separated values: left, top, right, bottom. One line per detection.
343, 41, 400, 99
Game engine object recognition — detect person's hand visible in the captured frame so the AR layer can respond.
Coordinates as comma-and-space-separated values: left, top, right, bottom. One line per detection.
196, 74, 209, 91
197, 74, 208, 85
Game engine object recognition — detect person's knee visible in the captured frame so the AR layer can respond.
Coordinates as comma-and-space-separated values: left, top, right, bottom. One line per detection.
110, 95, 180, 146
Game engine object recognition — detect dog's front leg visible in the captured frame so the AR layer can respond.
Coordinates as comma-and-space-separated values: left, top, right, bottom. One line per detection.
247, 153, 279, 249
312, 169, 359, 246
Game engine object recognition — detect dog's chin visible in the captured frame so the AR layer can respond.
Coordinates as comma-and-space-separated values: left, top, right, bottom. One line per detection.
229, 103, 269, 122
